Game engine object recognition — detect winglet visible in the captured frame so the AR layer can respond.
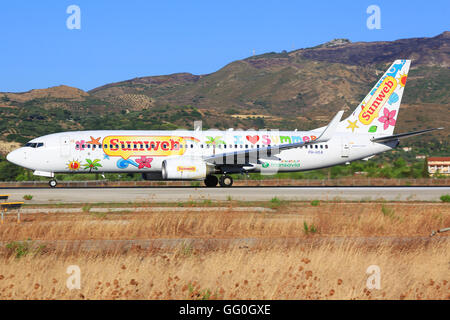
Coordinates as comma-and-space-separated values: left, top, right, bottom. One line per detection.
316, 110, 344, 142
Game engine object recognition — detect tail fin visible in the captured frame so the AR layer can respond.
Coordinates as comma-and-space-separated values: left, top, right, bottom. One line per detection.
338, 60, 411, 135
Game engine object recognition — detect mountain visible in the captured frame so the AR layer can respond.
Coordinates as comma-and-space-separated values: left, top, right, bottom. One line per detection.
0, 32, 448, 155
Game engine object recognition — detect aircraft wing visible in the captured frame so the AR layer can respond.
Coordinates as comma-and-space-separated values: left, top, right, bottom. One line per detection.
371, 127, 443, 143
204, 110, 344, 165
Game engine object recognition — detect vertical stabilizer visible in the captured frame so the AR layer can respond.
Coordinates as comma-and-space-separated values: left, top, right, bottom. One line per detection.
338, 60, 410, 135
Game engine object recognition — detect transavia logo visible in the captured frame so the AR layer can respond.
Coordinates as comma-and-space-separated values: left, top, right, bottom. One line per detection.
261, 161, 300, 168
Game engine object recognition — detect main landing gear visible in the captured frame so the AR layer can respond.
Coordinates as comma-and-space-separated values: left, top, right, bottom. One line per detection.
49, 179, 57, 188
219, 175, 233, 188
204, 175, 218, 187
203, 174, 233, 187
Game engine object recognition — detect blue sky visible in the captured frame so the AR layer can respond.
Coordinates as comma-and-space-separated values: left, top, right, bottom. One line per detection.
0, 0, 448, 92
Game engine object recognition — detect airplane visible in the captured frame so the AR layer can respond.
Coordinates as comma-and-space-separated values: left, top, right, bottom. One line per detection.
6, 60, 443, 188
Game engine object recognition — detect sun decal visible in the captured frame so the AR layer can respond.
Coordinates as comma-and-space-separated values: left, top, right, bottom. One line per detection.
67, 160, 81, 171
398, 72, 407, 87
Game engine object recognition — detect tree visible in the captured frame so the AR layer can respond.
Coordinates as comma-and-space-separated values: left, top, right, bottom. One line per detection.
0, 158, 24, 181
422, 157, 430, 178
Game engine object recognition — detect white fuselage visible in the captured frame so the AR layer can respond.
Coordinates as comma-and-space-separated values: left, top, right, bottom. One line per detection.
6, 129, 395, 177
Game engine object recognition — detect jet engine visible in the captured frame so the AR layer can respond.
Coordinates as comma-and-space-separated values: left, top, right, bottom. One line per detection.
161, 159, 211, 180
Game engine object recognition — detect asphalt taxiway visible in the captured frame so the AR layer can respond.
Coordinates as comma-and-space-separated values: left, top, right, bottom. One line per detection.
0, 186, 448, 204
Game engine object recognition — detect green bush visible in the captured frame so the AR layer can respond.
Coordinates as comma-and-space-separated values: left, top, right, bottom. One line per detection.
5, 240, 45, 259
270, 197, 282, 207
381, 205, 397, 219
440, 194, 450, 202
310, 200, 320, 206
303, 222, 318, 235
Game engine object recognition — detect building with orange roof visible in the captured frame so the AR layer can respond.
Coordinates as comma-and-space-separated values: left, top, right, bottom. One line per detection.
428, 157, 450, 176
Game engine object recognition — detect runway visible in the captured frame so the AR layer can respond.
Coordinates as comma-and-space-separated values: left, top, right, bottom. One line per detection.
1, 186, 449, 204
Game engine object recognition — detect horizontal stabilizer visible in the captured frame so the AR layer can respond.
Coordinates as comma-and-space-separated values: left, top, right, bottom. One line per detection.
371, 128, 443, 143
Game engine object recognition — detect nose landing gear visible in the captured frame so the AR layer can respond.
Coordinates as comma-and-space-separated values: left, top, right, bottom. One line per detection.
49, 179, 57, 188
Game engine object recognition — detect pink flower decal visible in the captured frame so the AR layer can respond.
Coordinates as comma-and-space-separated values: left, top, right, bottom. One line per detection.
75, 140, 85, 150
378, 108, 396, 130
135, 156, 153, 169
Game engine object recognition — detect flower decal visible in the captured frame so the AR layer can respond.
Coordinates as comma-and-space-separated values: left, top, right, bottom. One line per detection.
135, 156, 153, 169
75, 140, 86, 150
378, 108, 396, 130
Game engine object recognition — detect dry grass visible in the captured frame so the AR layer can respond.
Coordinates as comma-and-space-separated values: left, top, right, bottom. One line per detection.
0, 203, 448, 240
0, 242, 448, 300
0, 202, 448, 300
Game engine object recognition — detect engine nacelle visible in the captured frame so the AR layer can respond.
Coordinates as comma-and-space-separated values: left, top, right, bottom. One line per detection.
161, 159, 209, 180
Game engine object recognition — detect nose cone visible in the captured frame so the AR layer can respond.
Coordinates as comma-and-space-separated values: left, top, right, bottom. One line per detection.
6, 148, 25, 167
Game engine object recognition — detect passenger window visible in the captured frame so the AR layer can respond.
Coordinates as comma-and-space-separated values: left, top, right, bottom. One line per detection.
191, 144, 193, 148
320, 145, 323, 149
245, 145, 248, 148
325, 145, 328, 149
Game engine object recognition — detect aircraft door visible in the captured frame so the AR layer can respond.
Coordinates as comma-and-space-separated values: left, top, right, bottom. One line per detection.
59, 136, 71, 158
